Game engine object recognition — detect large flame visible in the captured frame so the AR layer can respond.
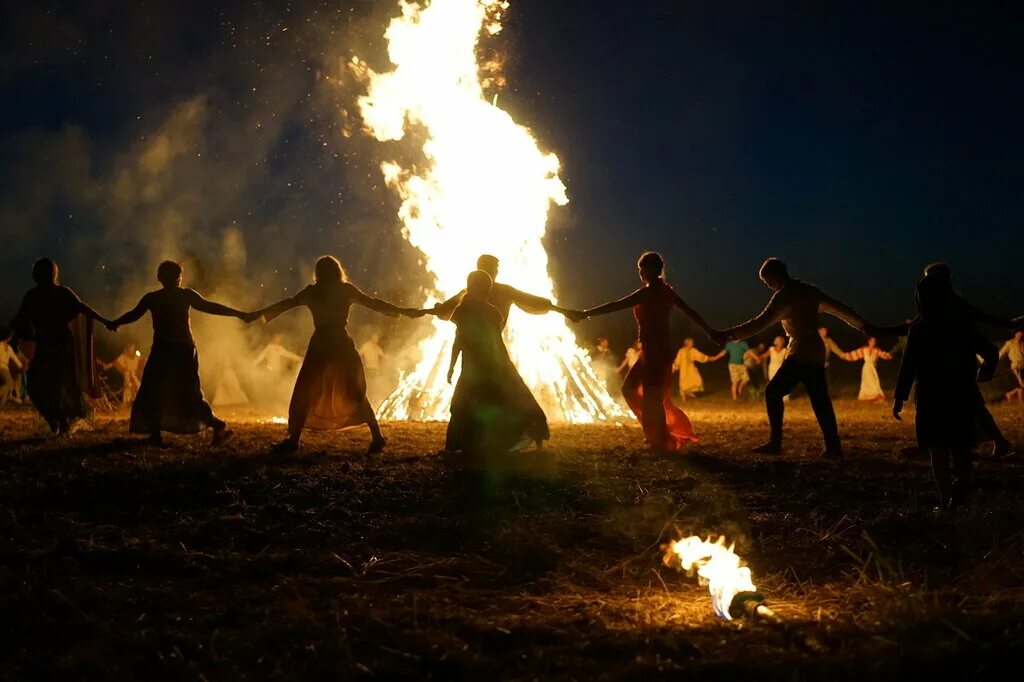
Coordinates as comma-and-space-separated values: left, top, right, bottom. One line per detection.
665, 535, 757, 620
353, 0, 625, 423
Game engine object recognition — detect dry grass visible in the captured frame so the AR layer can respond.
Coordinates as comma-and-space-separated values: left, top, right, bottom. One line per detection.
2, 398, 1023, 679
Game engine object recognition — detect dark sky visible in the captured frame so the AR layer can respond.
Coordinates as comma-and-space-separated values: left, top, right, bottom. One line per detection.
1, 0, 1021, 344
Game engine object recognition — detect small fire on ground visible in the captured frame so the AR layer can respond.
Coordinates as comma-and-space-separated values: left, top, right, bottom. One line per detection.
664, 535, 759, 620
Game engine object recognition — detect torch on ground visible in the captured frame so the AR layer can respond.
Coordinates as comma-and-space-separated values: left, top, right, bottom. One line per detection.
664, 534, 780, 624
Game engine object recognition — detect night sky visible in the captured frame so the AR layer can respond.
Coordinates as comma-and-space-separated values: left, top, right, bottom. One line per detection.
1, 0, 1022, 348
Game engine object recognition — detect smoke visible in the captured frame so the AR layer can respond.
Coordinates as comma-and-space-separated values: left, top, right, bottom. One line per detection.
0, 1, 436, 412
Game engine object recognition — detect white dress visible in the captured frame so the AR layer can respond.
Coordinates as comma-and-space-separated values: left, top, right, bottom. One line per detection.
856, 347, 886, 400
767, 347, 787, 381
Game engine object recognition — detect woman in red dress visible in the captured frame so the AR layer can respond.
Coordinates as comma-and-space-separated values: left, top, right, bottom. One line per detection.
580, 252, 717, 451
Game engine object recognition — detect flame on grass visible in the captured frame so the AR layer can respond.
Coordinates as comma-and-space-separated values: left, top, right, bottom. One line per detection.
664, 535, 757, 620
353, 0, 625, 423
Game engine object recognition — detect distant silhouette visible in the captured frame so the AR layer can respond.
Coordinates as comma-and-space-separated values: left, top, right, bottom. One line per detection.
743, 342, 768, 397
257, 255, 422, 455
0, 328, 23, 407
358, 333, 385, 382
715, 257, 869, 458
617, 340, 641, 375
431, 254, 577, 327
842, 337, 893, 401
894, 274, 997, 510
671, 337, 724, 401
98, 343, 142, 404
723, 340, 750, 400
577, 252, 716, 451
254, 333, 303, 372
10, 258, 110, 434
109, 260, 254, 445
998, 331, 1024, 403
591, 337, 618, 388
444, 270, 549, 455
874, 263, 1016, 457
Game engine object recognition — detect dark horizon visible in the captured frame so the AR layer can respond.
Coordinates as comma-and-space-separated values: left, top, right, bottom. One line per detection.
1, 0, 1021, 341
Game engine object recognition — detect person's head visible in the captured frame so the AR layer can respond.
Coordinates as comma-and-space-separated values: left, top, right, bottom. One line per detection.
271, 333, 284, 345
773, 335, 785, 349
756, 343, 766, 352
1015, 330, 1023, 343
476, 254, 500, 280
635, 340, 642, 350
314, 255, 347, 284
818, 326, 828, 339
922, 262, 952, 283
370, 333, 380, 344
683, 337, 695, 348
916, 274, 948, 319
597, 337, 609, 350
32, 258, 58, 286
0, 327, 11, 343
125, 343, 137, 354
465, 269, 493, 300
156, 260, 183, 288
637, 251, 665, 284
758, 257, 789, 290
867, 336, 877, 348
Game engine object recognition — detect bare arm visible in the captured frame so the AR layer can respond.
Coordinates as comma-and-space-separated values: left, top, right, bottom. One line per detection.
447, 335, 462, 383
508, 287, 553, 315
819, 292, 868, 332
893, 328, 920, 413
188, 290, 248, 319
259, 289, 308, 323
671, 290, 715, 339
583, 288, 646, 318
348, 283, 403, 318
111, 295, 150, 328
723, 291, 787, 341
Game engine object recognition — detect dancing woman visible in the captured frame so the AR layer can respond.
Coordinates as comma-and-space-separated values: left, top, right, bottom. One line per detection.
10, 258, 111, 435
258, 256, 422, 455
109, 261, 254, 445
444, 270, 549, 454
577, 252, 715, 450
843, 337, 893, 401
760, 336, 789, 382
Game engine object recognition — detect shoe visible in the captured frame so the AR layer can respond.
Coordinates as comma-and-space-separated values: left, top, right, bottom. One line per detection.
271, 437, 300, 456
821, 448, 845, 460
753, 441, 782, 455
211, 425, 234, 446
367, 437, 387, 455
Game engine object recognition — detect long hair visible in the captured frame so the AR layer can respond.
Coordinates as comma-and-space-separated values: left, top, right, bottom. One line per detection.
314, 255, 347, 284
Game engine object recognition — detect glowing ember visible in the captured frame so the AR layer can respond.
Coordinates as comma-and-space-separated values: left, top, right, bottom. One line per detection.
664, 535, 757, 620
353, 0, 625, 423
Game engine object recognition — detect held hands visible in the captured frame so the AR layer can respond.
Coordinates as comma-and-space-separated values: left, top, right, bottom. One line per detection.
401, 307, 428, 319
892, 399, 903, 421
103, 320, 119, 333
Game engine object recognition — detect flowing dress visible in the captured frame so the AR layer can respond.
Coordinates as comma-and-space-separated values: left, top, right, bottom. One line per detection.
767, 347, 787, 381
672, 346, 708, 396
130, 288, 221, 434
11, 285, 94, 431
262, 282, 397, 437
446, 297, 549, 454
623, 281, 698, 450
852, 346, 890, 400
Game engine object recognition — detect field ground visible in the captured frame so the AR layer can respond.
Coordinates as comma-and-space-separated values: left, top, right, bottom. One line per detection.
2, 398, 1024, 679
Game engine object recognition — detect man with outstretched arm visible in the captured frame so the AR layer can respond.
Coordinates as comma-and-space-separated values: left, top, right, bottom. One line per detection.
713, 258, 869, 459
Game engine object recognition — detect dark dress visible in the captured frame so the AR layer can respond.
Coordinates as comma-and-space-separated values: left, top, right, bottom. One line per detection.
621, 281, 698, 450
895, 319, 988, 450
11, 285, 93, 431
446, 297, 549, 454
262, 282, 398, 437
130, 288, 220, 434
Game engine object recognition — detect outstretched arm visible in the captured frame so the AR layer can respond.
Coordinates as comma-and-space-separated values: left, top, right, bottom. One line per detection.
893, 329, 920, 419
583, 288, 645, 318
819, 292, 868, 332
188, 290, 249, 320
348, 283, 403, 318
671, 290, 715, 339
110, 295, 150, 328
508, 287, 553, 315
431, 291, 464, 321
259, 288, 309, 323
722, 291, 786, 341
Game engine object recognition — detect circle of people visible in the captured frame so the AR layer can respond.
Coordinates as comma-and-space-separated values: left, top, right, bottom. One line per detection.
8, 253, 1023, 510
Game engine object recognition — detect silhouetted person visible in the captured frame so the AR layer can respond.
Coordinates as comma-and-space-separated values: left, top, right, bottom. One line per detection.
617, 340, 641, 375
431, 254, 576, 327
715, 258, 869, 458
445, 270, 549, 455
672, 337, 722, 400
10, 258, 110, 434
98, 343, 142, 404
592, 337, 617, 388
999, 330, 1024, 403
723, 339, 750, 400
109, 260, 252, 445
894, 275, 996, 510
577, 252, 716, 451
254, 333, 303, 372
842, 337, 893, 401
257, 255, 422, 455
0, 328, 23, 406
873, 263, 1015, 457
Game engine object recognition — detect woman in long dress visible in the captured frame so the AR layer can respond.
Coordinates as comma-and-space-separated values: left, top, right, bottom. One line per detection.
10, 258, 111, 435
258, 256, 422, 455
671, 338, 723, 401
444, 270, 549, 454
844, 337, 893, 401
110, 261, 254, 445
760, 336, 789, 382
577, 252, 716, 451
